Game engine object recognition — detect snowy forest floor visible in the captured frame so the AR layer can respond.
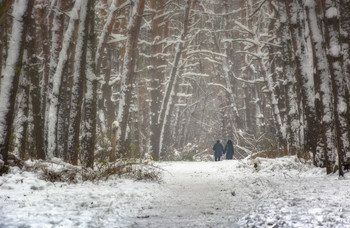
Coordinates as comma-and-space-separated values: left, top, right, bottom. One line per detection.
1, 156, 350, 227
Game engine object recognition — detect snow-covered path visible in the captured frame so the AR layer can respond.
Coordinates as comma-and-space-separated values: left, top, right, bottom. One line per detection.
133, 162, 244, 227
134, 159, 350, 227
2, 157, 350, 227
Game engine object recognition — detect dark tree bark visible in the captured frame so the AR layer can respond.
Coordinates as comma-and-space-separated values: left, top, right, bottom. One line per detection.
0, 0, 34, 172
305, 0, 334, 173
321, 0, 347, 176
283, 0, 317, 160
117, 0, 145, 157
156, 0, 192, 160
67, 0, 92, 165
26, 3, 46, 160
0, 0, 12, 25
82, 0, 97, 168
149, 0, 166, 161
19, 81, 30, 160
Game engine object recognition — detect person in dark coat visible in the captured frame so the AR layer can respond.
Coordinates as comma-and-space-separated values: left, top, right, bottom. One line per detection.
224, 140, 234, 160
213, 140, 224, 161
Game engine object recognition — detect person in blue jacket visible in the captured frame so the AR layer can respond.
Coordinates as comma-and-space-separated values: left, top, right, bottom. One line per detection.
224, 140, 234, 160
213, 140, 224, 161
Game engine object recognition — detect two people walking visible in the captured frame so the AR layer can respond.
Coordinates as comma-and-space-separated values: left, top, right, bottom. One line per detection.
212, 140, 234, 161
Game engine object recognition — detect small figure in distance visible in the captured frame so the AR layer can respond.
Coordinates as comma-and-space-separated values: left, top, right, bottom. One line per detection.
224, 139, 234, 160
213, 140, 224, 161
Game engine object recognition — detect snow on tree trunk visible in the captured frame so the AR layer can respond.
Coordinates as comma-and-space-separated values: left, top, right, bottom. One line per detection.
157, 0, 192, 160
95, 0, 119, 162
67, 0, 90, 165
82, 0, 96, 168
282, 0, 316, 157
149, 0, 167, 160
0, 1, 13, 89
305, 0, 335, 173
339, 0, 350, 155
47, 0, 81, 159
322, 0, 348, 176
44, 0, 66, 159
116, 0, 145, 157
0, 0, 33, 169
26, 5, 46, 160
19, 75, 29, 160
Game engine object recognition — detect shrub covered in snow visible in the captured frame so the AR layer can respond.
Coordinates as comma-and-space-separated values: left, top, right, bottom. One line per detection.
22, 158, 161, 183
248, 155, 322, 176
165, 143, 213, 161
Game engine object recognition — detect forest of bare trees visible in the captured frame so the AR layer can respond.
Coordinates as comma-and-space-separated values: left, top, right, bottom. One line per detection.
0, 0, 350, 175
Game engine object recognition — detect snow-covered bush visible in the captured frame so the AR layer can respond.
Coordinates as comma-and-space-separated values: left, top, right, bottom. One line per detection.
249, 156, 318, 174
22, 158, 161, 183
164, 143, 214, 161
193, 149, 214, 161
165, 143, 199, 161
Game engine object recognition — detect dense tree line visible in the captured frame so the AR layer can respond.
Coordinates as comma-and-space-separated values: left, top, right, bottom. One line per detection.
0, 0, 349, 175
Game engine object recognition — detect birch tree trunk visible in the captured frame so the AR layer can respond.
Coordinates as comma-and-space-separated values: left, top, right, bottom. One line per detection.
0, 0, 33, 171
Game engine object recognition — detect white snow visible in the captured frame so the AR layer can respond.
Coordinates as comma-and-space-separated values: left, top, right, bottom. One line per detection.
325, 7, 338, 19
328, 43, 341, 58
0, 0, 28, 143
1, 156, 350, 227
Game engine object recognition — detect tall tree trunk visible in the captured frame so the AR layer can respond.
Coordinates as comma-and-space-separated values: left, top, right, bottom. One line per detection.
117, 0, 145, 157
283, 0, 317, 160
0, 0, 12, 25
82, 0, 97, 168
37, 0, 51, 158
47, 0, 80, 158
67, 0, 91, 165
149, 0, 166, 160
26, 2, 46, 160
95, 0, 122, 162
339, 0, 350, 154
19, 79, 30, 160
103, 48, 117, 162
156, 0, 192, 160
305, 0, 335, 173
0, 1, 13, 81
321, 0, 347, 175
0, 0, 34, 172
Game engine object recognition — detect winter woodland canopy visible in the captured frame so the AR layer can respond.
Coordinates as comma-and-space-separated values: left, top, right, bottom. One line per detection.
1, 0, 350, 175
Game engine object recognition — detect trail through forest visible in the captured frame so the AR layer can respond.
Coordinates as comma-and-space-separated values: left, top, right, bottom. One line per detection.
133, 162, 248, 227
1, 157, 350, 227
132, 159, 350, 227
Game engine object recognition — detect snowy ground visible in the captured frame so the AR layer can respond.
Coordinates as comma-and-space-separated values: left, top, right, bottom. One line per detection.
1, 156, 350, 227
